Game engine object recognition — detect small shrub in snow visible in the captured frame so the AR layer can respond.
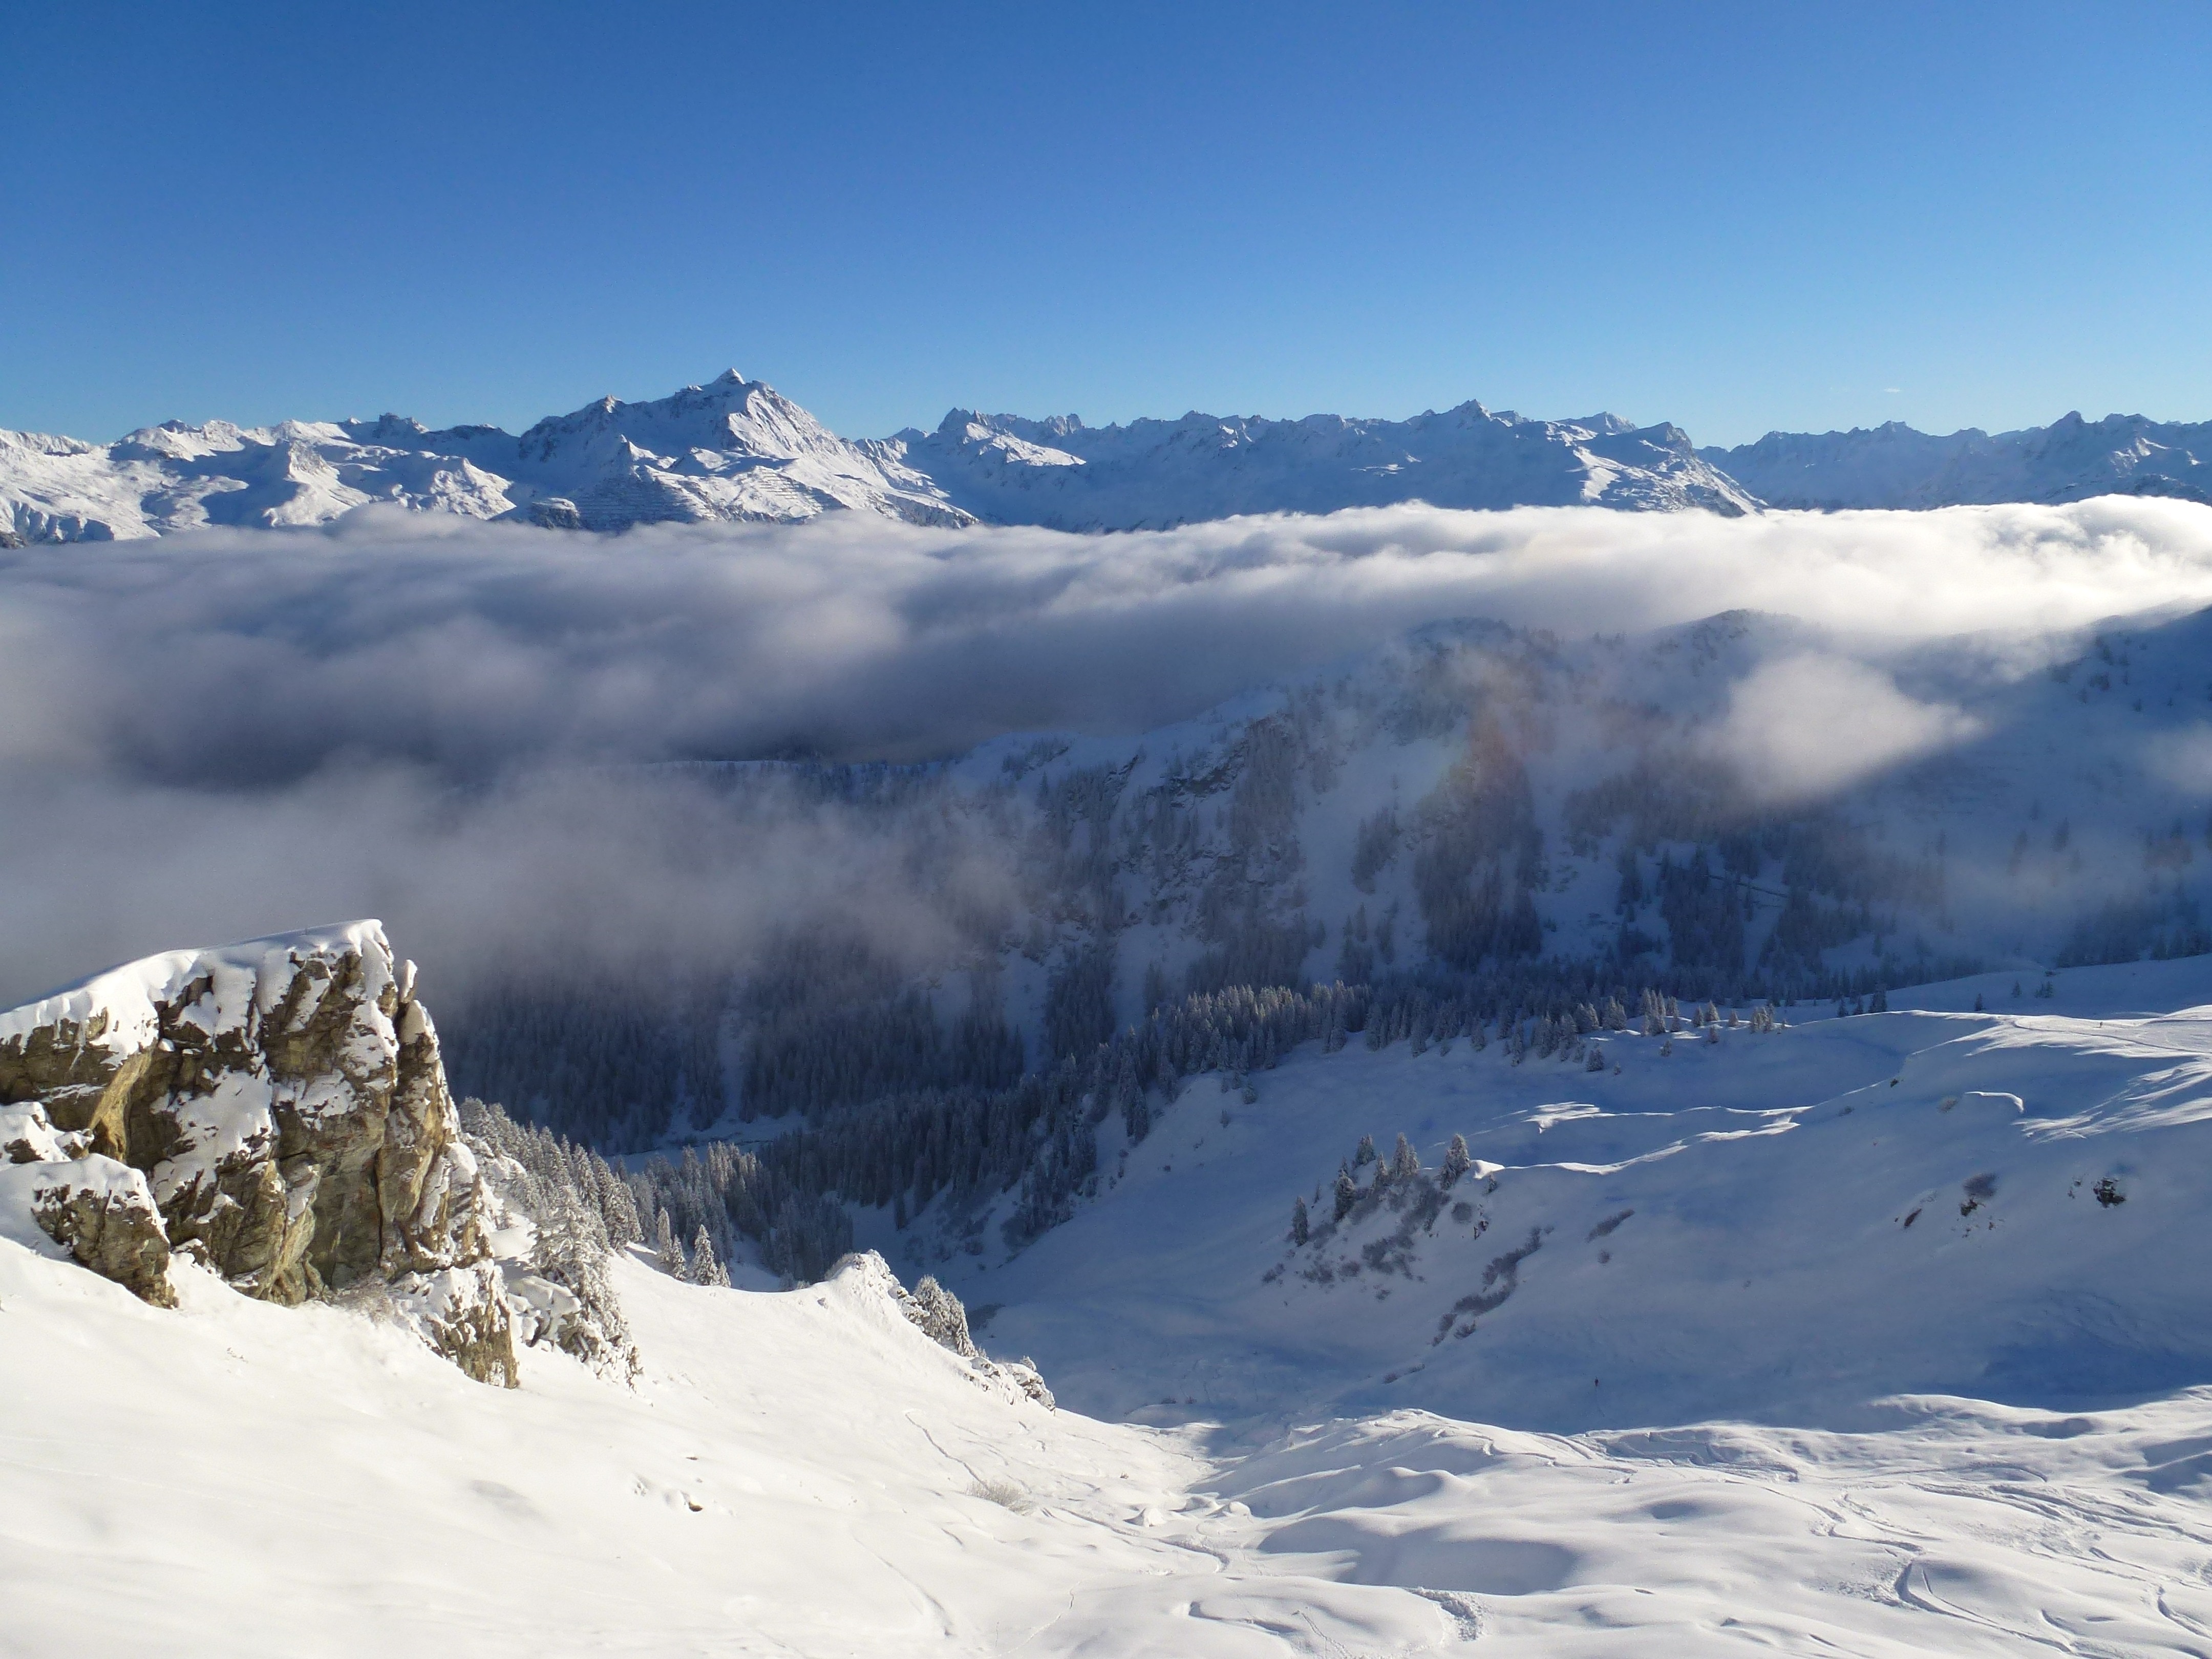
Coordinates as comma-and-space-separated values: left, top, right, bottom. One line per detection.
968, 1478, 1031, 1513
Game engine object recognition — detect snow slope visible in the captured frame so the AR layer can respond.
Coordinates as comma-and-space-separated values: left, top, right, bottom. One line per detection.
894, 402, 1756, 528
15, 958, 2212, 1655
1704, 412, 2212, 510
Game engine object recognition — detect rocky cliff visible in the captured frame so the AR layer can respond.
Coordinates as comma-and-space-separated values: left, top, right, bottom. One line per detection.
0, 922, 516, 1382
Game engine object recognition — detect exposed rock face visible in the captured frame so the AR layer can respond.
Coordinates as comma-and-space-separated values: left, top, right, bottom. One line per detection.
0, 1146, 176, 1307
0, 922, 514, 1381
379, 1263, 519, 1388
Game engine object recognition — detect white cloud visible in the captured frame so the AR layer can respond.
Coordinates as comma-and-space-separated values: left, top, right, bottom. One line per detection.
1705, 653, 1981, 803
1, 495, 2208, 998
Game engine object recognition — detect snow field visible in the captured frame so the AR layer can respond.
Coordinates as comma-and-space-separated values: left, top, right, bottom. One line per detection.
965, 956, 2212, 1434
10, 1214, 2212, 1653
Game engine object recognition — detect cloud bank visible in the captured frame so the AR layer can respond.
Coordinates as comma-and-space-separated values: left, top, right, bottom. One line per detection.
2, 495, 2209, 1003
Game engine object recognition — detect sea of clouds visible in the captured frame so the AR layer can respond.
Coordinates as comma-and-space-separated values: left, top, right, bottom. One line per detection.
4, 496, 2210, 1005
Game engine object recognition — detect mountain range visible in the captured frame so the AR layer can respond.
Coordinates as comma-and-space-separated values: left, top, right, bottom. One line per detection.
31, 370, 2200, 543
1703, 412, 2212, 509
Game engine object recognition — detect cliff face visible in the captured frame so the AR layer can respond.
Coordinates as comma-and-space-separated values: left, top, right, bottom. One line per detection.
0, 922, 515, 1382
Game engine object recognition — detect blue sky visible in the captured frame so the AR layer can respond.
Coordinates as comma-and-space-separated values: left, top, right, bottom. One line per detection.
5, 2, 2208, 446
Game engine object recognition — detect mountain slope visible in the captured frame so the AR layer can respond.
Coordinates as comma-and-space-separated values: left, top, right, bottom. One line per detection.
896, 401, 1756, 528
1703, 412, 2212, 509
13, 961, 2212, 1654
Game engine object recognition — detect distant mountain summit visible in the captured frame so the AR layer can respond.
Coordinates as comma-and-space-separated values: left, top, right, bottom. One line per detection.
0, 371, 972, 541
890, 400, 1756, 528
1702, 411, 2212, 509
0, 373, 1750, 541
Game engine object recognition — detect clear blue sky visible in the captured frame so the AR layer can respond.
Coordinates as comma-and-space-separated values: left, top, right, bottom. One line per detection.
5, 2, 2208, 447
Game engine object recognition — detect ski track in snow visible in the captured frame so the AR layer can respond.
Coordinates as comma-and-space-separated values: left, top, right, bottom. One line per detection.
13, 958, 2212, 1653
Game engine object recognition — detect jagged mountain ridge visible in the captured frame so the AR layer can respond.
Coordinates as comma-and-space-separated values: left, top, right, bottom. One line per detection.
1703, 411, 2212, 509
16, 374, 2212, 541
0, 371, 1751, 541
889, 401, 1756, 527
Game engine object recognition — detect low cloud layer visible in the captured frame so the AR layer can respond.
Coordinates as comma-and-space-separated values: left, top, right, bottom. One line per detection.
3, 496, 2210, 1002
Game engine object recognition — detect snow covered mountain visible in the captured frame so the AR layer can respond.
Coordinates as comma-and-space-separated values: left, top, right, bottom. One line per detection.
1704, 412, 2212, 509
891, 402, 1757, 528
0, 374, 1755, 542
0, 371, 974, 541
19, 373, 2212, 542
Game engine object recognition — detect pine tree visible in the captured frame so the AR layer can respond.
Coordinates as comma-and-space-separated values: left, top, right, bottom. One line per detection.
1289, 1195, 1310, 1246
689, 1225, 729, 1288
655, 1206, 684, 1277
1333, 1165, 1357, 1222
1440, 1133, 1472, 1187
1354, 1134, 1378, 1167
1390, 1133, 1420, 1184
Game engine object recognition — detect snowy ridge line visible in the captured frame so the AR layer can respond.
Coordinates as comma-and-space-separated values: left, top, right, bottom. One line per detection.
0, 919, 396, 1056
17, 369, 2212, 543
1705, 410, 2212, 510
0, 369, 1755, 542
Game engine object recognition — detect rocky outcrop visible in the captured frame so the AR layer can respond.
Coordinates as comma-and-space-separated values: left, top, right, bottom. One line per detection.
0, 922, 514, 1381
0, 1145, 176, 1307
378, 1263, 519, 1387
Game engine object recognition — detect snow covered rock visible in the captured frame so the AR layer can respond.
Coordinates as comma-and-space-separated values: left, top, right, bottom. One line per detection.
998, 1357, 1056, 1412
0, 1148, 176, 1307
377, 1262, 519, 1388
1, 1099, 88, 1164
0, 922, 511, 1378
